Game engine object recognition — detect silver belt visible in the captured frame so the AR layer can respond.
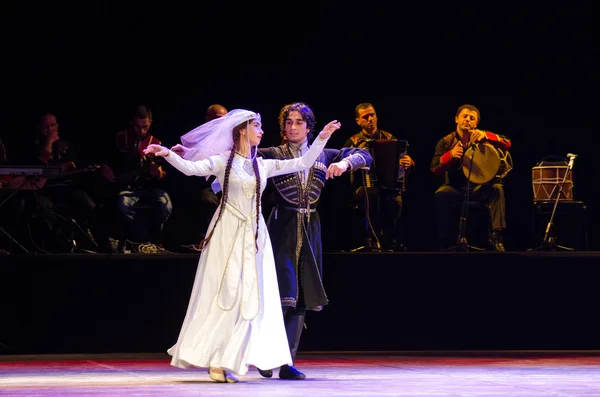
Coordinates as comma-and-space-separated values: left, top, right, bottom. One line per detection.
283, 206, 316, 213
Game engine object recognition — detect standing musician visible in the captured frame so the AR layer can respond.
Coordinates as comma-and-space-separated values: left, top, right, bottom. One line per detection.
430, 104, 511, 252
344, 103, 414, 252
107, 105, 172, 250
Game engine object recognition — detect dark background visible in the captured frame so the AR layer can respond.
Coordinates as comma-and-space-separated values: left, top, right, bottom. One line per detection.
1, 1, 597, 252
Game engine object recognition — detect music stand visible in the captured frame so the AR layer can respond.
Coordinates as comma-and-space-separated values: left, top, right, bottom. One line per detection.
350, 140, 407, 252
528, 155, 576, 252
444, 143, 485, 252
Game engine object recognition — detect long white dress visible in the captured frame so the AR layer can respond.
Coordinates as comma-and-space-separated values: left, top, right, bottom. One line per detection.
163, 135, 330, 376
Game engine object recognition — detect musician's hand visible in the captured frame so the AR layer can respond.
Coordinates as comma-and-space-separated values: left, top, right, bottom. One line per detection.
53, 140, 69, 157
451, 143, 464, 159
100, 164, 116, 182
143, 144, 170, 157
326, 160, 349, 179
147, 160, 162, 179
170, 144, 190, 158
399, 155, 413, 168
468, 129, 487, 145
318, 120, 342, 140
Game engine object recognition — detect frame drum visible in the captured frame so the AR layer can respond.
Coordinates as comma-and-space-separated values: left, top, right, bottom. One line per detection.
532, 162, 573, 201
462, 142, 512, 185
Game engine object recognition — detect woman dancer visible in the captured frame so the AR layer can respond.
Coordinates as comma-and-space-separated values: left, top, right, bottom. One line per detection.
143, 109, 340, 383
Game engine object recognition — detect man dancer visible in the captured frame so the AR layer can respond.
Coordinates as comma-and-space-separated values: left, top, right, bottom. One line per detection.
257, 102, 371, 379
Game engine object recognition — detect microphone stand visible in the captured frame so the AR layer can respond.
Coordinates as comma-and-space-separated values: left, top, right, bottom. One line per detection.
445, 143, 485, 252
528, 156, 576, 251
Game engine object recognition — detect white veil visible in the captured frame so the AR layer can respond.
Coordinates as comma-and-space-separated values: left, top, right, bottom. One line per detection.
181, 109, 260, 161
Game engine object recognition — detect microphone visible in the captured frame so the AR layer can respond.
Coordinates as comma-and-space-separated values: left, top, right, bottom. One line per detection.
567, 153, 577, 169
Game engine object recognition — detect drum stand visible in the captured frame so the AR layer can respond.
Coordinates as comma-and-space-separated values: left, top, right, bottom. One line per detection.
445, 144, 485, 252
528, 155, 576, 252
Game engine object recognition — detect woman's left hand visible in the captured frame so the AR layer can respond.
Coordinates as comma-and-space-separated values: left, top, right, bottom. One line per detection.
143, 144, 170, 157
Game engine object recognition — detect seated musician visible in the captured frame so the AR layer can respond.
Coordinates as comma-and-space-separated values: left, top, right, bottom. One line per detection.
430, 104, 512, 252
344, 103, 414, 252
17, 112, 100, 252
104, 104, 172, 251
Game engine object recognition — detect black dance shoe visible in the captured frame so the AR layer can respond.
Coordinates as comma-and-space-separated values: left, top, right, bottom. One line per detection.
257, 368, 273, 378
279, 365, 306, 380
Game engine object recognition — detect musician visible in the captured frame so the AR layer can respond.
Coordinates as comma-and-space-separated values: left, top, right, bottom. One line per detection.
16, 112, 100, 252
204, 103, 228, 122
343, 103, 414, 252
430, 104, 511, 252
195, 104, 228, 245
107, 104, 172, 250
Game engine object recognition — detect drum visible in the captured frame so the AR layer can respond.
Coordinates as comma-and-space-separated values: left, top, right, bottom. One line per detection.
462, 142, 513, 184
532, 160, 573, 201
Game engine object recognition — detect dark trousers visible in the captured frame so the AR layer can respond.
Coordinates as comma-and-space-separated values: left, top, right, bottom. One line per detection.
116, 188, 172, 244
434, 183, 506, 244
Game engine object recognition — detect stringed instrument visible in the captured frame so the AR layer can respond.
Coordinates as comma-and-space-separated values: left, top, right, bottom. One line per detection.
111, 154, 166, 188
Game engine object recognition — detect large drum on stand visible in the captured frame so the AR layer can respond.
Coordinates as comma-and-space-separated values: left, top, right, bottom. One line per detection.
532, 158, 573, 202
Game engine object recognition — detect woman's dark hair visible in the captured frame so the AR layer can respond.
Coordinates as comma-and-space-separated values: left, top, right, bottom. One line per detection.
197, 118, 262, 252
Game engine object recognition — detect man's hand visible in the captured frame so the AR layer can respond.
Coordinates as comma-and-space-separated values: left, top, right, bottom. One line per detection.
399, 155, 413, 168
100, 164, 115, 182
318, 120, 342, 140
468, 129, 487, 145
451, 142, 464, 159
326, 160, 349, 179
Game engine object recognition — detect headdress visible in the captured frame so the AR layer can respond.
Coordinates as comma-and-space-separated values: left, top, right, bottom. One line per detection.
181, 109, 261, 161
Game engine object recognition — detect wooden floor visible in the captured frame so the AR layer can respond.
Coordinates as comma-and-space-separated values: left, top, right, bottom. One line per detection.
2, 351, 600, 396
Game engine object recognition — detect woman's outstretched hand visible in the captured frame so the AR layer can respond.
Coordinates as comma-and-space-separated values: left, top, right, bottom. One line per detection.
170, 144, 191, 158
318, 120, 342, 140
143, 144, 170, 157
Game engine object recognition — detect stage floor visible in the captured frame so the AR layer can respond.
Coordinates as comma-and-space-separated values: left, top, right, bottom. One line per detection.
1, 351, 600, 396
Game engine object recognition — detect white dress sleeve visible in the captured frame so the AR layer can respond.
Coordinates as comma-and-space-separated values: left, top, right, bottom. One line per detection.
163, 151, 225, 177
263, 135, 330, 178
